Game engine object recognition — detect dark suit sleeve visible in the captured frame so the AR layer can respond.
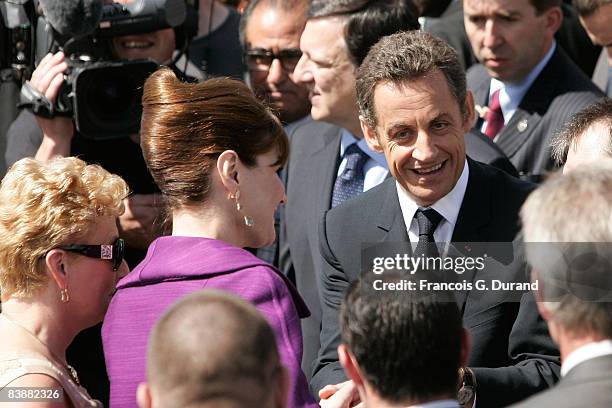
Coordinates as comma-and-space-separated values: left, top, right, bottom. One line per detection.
310, 209, 349, 396
472, 288, 561, 406
5, 110, 44, 167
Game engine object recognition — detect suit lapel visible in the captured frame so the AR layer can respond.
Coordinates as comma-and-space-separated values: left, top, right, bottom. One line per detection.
451, 160, 493, 311
310, 124, 342, 217
374, 178, 408, 242
495, 48, 563, 158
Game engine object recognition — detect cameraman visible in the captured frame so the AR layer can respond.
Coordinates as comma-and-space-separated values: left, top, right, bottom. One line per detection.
3, 2, 197, 405
5, 0, 195, 264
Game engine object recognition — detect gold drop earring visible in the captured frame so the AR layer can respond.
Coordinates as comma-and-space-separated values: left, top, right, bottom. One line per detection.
229, 190, 254, 227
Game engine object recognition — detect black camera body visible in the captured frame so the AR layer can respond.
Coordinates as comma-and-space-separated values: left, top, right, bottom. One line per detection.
56, 58, 159, 138
1, 0, 190, 140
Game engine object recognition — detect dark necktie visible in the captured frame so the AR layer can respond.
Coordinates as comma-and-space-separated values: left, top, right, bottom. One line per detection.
331, 143, 369, 208
413, 208, 444, 258
485, 89, 504, 139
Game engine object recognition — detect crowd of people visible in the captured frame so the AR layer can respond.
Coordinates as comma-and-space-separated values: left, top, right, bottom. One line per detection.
1, 0, 612, 407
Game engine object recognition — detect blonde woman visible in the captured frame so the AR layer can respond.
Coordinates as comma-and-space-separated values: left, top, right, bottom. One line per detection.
0, 157, 129, 407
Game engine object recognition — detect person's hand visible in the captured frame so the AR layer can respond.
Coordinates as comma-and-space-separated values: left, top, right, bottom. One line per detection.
31, 52, 75, 160
118, 194, 165, 250
319, 380, 362, 408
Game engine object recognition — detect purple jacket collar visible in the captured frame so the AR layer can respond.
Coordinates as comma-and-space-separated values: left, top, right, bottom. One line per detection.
118, 236, 310, 318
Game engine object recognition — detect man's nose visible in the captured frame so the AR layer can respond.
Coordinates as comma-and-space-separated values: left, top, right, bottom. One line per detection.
483, 19, 502, 50
412, 132, 438, 161
267, 58, 286, 84
293, 54, 313, 83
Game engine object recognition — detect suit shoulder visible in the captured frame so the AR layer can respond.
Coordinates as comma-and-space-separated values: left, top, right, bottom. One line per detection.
325, 178, 394, 223
289, 120, 340, 142
321, 178, 395, 248
466, 64, 490, 89
465, 130, 518, 177
472, 160, 535, 205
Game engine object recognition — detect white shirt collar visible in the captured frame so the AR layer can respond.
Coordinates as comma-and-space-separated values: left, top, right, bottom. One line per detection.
339, 128, 388, 168
489, 41, 557, 122
397, 158, 469, 242
561, 339, 612, 377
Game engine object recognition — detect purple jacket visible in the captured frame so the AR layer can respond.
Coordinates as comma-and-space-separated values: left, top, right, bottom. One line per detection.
102, 236, 317, 408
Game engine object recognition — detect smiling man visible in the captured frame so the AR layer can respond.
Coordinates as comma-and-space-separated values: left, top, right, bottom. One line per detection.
464, 0, 603, 182
313, 31, 560, 407
279, 0, 419, 379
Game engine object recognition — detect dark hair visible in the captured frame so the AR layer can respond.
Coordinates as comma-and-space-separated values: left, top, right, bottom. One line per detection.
239, 0, 309, 46
411, 0, 452, 17
140, 67, 288, 211
340, 273, 462, 403
529, 0, 562, 13
357, 30, 466, 128
551, 97, 612, 164
572, 0, 612, 16
308, 0, 420, 66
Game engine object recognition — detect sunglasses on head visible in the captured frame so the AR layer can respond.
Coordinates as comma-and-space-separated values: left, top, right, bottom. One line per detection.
58, 238, 125, 271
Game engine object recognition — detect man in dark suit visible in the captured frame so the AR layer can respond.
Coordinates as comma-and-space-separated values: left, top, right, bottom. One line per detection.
426, 1, 602, 75
464, 0, 603, 182
313, 30, 560, 407
283, 0, 515, 378
514, 166, 612, 408
284, 0, 419, 377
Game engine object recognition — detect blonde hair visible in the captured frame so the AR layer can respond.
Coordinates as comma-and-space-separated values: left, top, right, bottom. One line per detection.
0, 157, 129, 297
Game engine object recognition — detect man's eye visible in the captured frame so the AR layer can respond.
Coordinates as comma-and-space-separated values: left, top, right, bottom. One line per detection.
468, 16, 485, 25
393, 130, 412, 139
499, 15, 517, 23
312, 59, 332, 68
432, 122, 449, 131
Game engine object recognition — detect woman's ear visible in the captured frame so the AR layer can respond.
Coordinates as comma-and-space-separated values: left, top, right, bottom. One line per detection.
216, 150, 240, 192
45, 249, 67, 291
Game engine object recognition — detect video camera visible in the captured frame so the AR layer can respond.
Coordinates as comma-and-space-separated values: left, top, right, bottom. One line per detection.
0, 0, 190, 139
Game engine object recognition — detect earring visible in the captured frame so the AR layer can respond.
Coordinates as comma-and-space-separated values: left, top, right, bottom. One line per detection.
60, 288, 70, 303
228, 189, 255, 227
243, 215, 255, 227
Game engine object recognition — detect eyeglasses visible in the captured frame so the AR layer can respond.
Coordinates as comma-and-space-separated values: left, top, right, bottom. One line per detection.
58, 238, 125, 271
244, 48, 303, 72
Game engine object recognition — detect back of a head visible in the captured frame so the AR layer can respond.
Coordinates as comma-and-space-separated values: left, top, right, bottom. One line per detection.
356, 30, 467, 128
140, 67, 288, 211
308, 0, 420, 66
340, 273, 463, 404
146, 290, 282, 408
521, 165, 612, 339
551, 97, 612, 165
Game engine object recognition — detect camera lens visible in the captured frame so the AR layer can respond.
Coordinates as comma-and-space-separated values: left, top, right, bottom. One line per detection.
73, 60, 158, 139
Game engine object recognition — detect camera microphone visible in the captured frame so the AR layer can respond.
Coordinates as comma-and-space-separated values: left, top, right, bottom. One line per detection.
38, 0, 103, 38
